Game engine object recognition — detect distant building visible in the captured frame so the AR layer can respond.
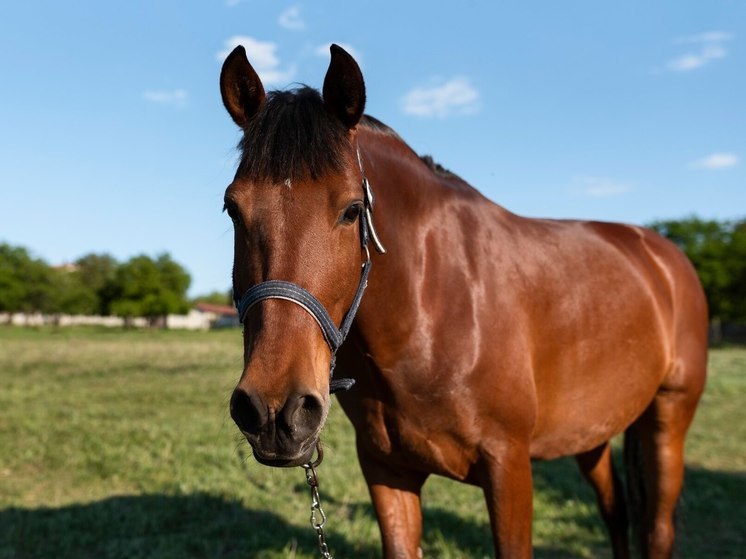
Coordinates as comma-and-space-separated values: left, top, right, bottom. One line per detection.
193, 302, 240, 328
52, 262, 79, 273
1, 303, 240, 330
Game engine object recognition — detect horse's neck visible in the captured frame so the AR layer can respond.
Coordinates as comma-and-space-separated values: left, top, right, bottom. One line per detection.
359, 126, 496, 257
360, 130, 434, 262
354, 129, 486, 363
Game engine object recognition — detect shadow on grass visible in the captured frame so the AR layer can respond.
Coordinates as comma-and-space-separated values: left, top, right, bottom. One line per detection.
1, 461, 742, 558
0, 493, 378, 559
417, 456, 745, 558
675, 465, 746, 558
418, 458, 608, 559
531, 455, 746, 559
421, 506, 604, 558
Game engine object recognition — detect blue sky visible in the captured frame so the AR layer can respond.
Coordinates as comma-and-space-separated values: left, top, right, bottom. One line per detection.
1, 1, 744, 296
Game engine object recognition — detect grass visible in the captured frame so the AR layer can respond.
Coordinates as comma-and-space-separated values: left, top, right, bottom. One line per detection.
0, 327, 743, 558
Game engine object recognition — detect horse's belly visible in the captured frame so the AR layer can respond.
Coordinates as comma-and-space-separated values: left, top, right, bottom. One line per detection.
529, 352, 668, 459
519, 226, 677, 459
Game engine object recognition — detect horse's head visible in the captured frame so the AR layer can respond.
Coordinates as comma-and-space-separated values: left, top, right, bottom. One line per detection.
220, 44, 371, 467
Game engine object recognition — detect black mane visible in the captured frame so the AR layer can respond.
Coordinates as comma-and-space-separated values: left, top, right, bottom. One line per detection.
418, 154, 461, 181
237, 87, 350, 182
237, 87, 461, 183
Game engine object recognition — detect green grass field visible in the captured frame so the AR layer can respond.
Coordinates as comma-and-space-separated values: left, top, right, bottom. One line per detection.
0, 327, 743, 558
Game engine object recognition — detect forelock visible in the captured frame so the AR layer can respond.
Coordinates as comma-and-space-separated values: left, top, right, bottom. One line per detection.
237, 87, 351, 182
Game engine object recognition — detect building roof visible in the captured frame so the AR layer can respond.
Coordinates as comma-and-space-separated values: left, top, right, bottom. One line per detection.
194, 302, 237, 316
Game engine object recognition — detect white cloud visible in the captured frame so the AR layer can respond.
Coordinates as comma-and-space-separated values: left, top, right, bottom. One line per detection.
401, 77, 480, 118
573, 176, 632, 198
142, 89, 188, 108
667, 44, 726, 72
279, 6, 305, 30
675, 31, 734, 44
216, 36, 295, 87
315, 42, 361, 62
690, 153, 740, 170
666, 30, 732, 72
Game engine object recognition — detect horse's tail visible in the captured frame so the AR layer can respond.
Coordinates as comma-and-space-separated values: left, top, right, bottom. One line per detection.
623, 423, 646, 554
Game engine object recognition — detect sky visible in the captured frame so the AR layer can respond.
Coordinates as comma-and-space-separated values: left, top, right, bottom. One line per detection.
1, 1, 744, 296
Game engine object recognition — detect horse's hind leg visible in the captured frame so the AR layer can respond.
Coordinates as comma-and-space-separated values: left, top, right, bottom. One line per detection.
576, 442, 629, 559
633, 380, 703, 558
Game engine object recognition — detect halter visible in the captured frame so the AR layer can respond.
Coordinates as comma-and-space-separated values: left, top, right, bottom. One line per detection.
233, 146, 386, 394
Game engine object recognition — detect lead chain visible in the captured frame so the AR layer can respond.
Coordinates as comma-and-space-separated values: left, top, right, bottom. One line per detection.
303, 461, 333, 559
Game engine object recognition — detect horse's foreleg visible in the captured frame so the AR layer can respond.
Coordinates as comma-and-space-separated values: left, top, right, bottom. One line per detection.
576, 442, 629, 559
479, 442, 534, 558
358, 450, 428, 559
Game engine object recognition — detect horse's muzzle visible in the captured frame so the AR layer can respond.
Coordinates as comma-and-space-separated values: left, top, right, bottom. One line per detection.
230, 387, 325, 467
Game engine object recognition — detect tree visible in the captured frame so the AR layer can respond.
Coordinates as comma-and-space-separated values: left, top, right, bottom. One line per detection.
0, 244, 28, 313
724, 221, 746, 321
47, 267, 99, 316
109, 253, 191, 326
192, 290, 232, 306
75, 253, 119, 315
0, 243, 54, 314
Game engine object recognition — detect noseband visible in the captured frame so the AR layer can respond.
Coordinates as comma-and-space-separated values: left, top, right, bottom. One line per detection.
233, 147, 386, 394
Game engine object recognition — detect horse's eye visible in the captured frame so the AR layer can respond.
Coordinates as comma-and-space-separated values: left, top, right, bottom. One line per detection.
341, 203, 363, 224
223, 201, 240, 223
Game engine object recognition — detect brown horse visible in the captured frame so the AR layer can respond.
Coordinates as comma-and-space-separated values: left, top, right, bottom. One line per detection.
220, 44, 707, 558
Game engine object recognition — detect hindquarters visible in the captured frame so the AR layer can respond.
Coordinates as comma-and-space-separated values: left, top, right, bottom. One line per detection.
525, 220, 704, 460
618, 229, 708, 558
522, 221, 708, 557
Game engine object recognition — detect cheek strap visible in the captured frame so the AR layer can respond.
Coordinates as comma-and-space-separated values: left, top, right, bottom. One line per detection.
234, 259, 371, 393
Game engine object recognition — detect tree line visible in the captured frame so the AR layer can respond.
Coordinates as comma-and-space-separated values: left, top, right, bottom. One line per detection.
1, 215, 744, 327
0, 247, 202, 325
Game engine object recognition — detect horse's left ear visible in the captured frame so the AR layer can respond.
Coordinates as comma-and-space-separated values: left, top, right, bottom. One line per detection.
323, 44, 366, 129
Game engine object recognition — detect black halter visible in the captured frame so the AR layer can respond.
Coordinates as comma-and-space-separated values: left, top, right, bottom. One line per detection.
233, 147, 386, 394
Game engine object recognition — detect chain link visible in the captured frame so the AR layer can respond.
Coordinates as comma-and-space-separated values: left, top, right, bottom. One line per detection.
303, 446, 333, 559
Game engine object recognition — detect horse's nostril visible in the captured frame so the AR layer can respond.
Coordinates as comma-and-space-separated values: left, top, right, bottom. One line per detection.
230, 388, 265, 435
300, 393, 324, 423
280, 393, 324, 440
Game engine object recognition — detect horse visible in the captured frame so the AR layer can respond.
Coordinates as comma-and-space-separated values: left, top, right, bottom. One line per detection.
220, 44, 708, 558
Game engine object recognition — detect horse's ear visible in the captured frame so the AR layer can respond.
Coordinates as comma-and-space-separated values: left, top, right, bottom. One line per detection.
323, 44, 366, 129
220, 45, 266, 128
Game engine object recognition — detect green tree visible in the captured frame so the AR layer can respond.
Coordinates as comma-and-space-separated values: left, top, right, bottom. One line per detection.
192, 290, 232, 306
0, 244, 28, 313
724, 221, 746, 321
75, 253, 119, 314
47, 267, 99, 316
0, 244, 54, 314
109, 253, 191, 326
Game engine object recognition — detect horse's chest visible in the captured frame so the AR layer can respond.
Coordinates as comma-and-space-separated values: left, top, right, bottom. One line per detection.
354, 390, 480, 481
